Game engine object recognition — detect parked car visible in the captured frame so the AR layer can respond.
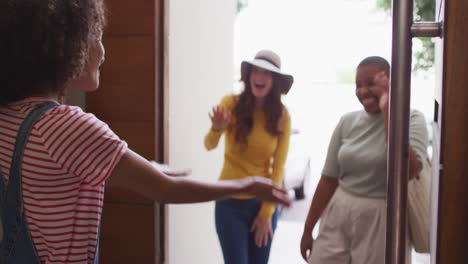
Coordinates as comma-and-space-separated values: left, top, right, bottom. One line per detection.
283, 128, 311, 200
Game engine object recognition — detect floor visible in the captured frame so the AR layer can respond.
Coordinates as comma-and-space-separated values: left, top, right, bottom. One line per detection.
269, 184, 431, 264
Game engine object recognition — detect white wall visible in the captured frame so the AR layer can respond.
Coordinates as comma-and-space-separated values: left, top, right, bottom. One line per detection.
167, 1, 236, 263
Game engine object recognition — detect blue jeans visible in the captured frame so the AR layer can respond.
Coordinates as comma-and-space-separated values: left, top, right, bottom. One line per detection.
215, 198, 279, 264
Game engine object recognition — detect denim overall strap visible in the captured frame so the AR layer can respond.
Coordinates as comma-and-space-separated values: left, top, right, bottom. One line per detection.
1, 102, 58, 263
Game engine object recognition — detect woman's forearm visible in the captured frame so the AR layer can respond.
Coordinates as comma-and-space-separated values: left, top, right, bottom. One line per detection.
107, 149, 288, 205
108, 149, 252, 203
161, 177, 255, 203
381, 102, 422, 179
204, 127, 222, 150
381, 105, 422, 179
303, 176, 338, 234
408, 146, 423, 179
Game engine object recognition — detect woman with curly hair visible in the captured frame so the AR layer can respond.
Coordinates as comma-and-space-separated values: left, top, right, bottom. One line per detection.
0, 1, 290, 263
205, 50, 294, 264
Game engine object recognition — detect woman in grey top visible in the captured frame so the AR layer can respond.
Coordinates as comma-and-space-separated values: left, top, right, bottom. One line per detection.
300, 56, 428, 264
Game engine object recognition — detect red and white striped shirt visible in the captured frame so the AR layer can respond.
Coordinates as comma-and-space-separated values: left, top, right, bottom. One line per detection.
0, 97, 128, 264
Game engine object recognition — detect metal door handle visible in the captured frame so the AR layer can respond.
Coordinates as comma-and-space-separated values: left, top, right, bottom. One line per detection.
411, 22, 443, 38
386, 2, 443, 264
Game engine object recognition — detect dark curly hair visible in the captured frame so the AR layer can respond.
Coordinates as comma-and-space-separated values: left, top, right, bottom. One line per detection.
0, 0, 106, 107
232, 65, 284, 146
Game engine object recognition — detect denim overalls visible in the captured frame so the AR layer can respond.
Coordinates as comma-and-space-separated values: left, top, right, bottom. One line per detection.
0, 102, 100, 264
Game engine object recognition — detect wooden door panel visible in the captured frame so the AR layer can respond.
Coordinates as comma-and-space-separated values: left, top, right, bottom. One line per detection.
105, 0, 155, 36
435, 0, 468, 263
105, 121, 155, 160
99, 203, 157, 263
87, 37, 155, 122
87, 1, 166, 263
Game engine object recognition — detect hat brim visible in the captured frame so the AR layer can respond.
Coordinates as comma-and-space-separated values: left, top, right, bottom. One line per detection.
241, 60, 294, 94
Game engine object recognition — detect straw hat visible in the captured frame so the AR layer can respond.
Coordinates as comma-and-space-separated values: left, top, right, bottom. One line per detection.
241, 49, 294, 94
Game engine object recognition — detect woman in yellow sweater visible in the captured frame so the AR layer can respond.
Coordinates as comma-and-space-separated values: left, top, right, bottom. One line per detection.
205, 50, 293, 264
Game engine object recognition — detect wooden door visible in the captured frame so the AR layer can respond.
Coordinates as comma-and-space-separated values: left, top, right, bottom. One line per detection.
432, 0, 468, 263
85, 0, 166, 263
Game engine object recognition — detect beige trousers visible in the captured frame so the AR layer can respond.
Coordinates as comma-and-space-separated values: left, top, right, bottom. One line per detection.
309, 186, 411, 264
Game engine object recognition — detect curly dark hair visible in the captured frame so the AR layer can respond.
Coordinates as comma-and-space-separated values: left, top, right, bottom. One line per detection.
0, 0, 106, 107
232, 66, 284, 146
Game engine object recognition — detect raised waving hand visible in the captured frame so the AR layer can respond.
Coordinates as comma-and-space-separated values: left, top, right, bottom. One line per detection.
209, 105, 231, 131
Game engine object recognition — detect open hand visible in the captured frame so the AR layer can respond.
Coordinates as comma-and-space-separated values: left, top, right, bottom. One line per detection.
300, 231, 314, 262
370, 71, 390, 112
244, 176, 291, 207
150, 161, 191, 177
209, 106, 230, 131
250, 216, 273, 248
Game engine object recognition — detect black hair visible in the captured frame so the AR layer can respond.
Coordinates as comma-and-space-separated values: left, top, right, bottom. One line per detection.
357, 56, 390, 75
0, 0, 106, 106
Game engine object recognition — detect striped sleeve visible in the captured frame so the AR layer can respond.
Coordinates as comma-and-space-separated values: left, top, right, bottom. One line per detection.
37, 106, 127, 187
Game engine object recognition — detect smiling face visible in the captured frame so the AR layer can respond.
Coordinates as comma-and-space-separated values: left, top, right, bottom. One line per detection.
249, 66, 274, 99
355, 64, 381, 113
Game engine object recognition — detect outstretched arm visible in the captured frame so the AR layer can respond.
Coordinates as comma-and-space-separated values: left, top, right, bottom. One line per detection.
107, 149, 291, 205
150, 161, 191, 177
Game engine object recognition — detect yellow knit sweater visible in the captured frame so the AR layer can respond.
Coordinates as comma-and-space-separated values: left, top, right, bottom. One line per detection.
204, 95, 291, 220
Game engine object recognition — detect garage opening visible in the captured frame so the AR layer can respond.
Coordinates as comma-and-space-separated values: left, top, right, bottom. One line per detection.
234, 0, 434, 263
